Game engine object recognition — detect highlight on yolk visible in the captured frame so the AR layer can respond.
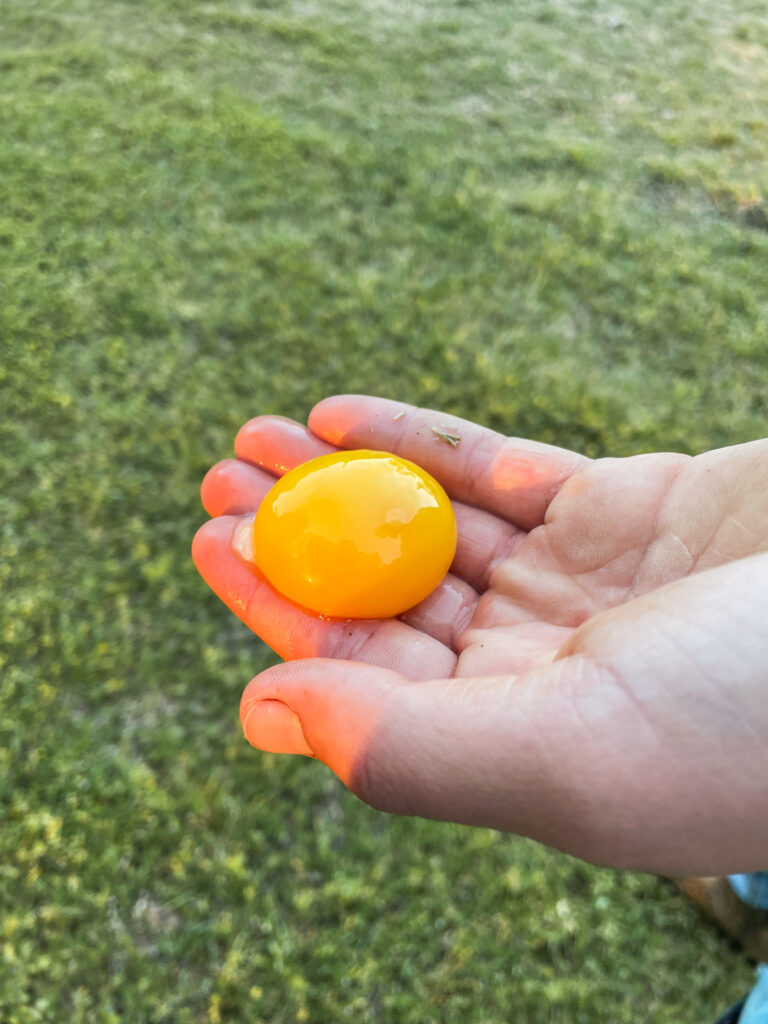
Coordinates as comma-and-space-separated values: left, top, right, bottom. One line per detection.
252, 449, 457, 619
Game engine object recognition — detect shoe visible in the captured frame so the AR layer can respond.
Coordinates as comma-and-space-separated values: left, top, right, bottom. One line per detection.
676, 877, 768, 962
714, 996, 746, 1024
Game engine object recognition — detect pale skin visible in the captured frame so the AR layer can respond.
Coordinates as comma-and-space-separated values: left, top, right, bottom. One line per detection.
192, 395, 768, 876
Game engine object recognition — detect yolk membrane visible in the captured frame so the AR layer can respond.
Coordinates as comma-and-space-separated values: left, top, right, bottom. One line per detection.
252, 449, 457, 619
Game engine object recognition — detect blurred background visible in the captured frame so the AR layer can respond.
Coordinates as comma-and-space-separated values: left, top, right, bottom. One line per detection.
2, 0, 767, 1020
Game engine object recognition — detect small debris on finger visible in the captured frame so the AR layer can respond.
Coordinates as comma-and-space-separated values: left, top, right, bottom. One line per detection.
430, 426, 462, 447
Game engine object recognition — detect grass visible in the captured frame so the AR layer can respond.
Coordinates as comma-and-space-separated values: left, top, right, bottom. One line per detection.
1, 0, 767, 1020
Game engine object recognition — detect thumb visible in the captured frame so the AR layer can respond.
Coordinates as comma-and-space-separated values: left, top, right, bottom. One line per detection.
239, 553, 768, 875
238, 657, 607, 860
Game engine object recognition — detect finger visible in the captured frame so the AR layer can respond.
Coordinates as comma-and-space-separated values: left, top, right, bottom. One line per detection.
237, 656, 613, 865
308, 395, 588, 530
451, 502, 523, 591
192, 515, 457, 679
235, 415, 337, 473
398, 572, 478, 650
200, 459, 275, 517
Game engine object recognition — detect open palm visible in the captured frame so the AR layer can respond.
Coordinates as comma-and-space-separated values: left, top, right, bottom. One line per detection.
193, 395, 768, 875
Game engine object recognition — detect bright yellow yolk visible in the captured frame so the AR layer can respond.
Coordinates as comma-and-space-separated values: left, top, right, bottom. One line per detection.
253, 449, 457, 619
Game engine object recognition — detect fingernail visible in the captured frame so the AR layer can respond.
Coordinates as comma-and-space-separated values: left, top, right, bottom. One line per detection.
242, 700, 313, 756
232, 517, 256, 563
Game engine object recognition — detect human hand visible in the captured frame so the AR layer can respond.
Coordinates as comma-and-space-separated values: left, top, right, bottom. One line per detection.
192, 396, 768, 875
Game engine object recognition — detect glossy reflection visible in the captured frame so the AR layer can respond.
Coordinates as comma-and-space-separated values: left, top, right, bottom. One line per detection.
253, 449, 457, 618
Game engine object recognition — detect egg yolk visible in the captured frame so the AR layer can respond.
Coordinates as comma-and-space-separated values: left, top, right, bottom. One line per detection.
252, 449, 457, 619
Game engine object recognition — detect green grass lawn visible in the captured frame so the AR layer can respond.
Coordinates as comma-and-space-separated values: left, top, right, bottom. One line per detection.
2, 0, 767, 1020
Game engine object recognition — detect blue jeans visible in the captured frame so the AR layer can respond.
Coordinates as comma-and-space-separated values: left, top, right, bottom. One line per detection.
729, 874, 768, 1023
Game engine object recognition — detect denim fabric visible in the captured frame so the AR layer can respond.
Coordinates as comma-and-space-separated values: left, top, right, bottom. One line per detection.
739, 965, 768, 1024
729, 875, 768, 1024
730, 874, 768, 912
